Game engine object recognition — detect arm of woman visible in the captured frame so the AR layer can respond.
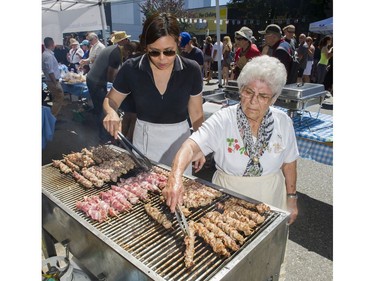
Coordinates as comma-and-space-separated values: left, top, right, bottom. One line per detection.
103, 88, 127, 138
188, 94, 206, 170
281, 160, 298, 225
188, 94, 204, 131
163, 139, 205, 212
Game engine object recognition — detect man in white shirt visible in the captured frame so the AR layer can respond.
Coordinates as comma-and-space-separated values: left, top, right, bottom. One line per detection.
210, 35, 223, 85
79, 32, 105, 69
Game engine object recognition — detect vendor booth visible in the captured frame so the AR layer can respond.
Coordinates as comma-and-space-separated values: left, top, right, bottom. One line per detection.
309, 17, 333, 35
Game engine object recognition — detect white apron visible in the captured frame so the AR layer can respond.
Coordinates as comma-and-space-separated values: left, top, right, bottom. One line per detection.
212, 169, 287, 210
133, 119, 192, 175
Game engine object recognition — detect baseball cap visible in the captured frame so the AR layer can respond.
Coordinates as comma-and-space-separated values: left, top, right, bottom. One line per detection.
80, 40, 90, 46
179, 32, 191, 47
283, 24, 296, 33
258, 24, 282, 35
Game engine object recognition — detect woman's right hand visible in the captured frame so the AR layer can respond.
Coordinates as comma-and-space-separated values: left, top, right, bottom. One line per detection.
103, 111, 122, 138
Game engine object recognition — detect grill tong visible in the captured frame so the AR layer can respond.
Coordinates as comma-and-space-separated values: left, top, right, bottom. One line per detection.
175, 204, 190, 236
116, 131, 153, 171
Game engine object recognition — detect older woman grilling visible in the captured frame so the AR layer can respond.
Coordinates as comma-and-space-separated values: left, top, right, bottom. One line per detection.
163, 55, 299, 225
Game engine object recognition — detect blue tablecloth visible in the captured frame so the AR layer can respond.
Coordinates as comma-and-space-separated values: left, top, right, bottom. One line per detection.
42, 106, 56, 149
275, 107, 333, 165
61, 82, 90, 99
61, 82, 113, 99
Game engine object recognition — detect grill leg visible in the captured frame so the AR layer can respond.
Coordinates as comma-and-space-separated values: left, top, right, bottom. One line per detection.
42, 228, 57, 258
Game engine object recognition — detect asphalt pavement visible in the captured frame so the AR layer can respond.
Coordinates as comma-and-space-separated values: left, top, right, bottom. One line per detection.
42, 78, 333, 281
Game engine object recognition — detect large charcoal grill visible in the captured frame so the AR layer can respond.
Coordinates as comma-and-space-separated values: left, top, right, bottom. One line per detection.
42, 146, 289, 281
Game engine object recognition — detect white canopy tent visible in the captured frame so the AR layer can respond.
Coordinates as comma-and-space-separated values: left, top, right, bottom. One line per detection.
309, 17, 333, 35
42, 0, 121, 45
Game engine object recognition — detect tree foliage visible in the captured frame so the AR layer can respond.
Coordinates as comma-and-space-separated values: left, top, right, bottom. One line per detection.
139, 0, 189, 19
227, 0, 332, 23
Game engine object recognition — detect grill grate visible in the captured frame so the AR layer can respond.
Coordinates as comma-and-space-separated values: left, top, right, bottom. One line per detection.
42, 164, 279, 281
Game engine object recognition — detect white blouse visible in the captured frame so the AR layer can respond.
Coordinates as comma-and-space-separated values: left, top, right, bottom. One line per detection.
190, 105, 299, 176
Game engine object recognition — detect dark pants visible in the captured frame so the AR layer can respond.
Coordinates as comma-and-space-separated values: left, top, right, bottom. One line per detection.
86, 78, 112, 142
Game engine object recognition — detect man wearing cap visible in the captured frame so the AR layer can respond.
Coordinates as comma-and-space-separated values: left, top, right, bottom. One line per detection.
233, 26, 261, 79
259, 24, 296, 84
79, 32, 105, 68
86, 31, 131, 142
179, 32, 204, 75
282, 24, 297, 52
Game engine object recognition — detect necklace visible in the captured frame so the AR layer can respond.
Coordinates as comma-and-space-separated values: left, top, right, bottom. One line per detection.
236, 104, 274, 177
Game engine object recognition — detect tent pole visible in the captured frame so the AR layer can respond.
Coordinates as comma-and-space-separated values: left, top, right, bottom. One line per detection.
99, 1, 107, 46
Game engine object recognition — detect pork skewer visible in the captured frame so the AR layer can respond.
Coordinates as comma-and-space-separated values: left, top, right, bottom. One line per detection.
144, 203, 172, 229
193, 222, 230, 257
184, 221, 196, 268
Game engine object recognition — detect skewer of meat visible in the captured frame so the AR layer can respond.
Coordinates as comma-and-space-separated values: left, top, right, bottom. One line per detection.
119, 183, 149, 201
226, 198, 270, 214
205, 211, 254, 236
223, 202, 265, 225
200, 218, 239, 251
111, 185, 140, 204
52, 160, 72, 174
72, 171, 93, 189
88, 166, 111, 182
144, 203, 172, 229
63, 157, 80, 172
184, 221, 196, 268
223, 210, 257, 229
193, 222, 230, 258
205, 216, 245, 245
81, 168, 104, 188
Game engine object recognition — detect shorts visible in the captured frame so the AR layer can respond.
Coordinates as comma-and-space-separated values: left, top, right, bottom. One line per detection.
303, 60, 313, 76
210, 61, 223, 71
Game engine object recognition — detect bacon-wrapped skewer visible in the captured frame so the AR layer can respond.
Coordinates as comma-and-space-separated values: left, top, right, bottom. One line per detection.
144, 203, 172, 229
111, 185, 140, 205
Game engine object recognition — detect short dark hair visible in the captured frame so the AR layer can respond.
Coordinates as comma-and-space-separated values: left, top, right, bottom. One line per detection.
140, 12, 180, 51
44, 37, 54, 48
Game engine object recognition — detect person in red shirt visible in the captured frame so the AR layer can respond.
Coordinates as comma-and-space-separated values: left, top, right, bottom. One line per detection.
232, 26, 261, 79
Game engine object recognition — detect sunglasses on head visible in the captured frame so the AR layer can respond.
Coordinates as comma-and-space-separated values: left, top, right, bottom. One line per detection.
148, 50, 176, 57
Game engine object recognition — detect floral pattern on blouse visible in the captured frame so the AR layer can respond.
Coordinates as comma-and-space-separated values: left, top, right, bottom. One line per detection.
226, 138, 248, 156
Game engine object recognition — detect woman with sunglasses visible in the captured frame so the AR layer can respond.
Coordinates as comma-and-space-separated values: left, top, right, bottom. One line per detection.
232, 26, 261, 80
103, 12, 204, 175
163, 56, 299, 229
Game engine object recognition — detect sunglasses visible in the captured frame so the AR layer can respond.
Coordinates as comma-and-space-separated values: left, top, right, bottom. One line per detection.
235, 37, 246, 41
148, 50, 176, 57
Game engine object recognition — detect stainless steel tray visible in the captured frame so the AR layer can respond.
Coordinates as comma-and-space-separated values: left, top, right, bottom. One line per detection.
280, 83, 325, 100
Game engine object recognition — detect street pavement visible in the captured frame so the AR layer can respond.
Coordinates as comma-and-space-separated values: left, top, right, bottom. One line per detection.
42, 78, 333, 280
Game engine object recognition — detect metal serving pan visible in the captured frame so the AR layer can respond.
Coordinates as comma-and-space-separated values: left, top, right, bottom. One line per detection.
280, 83, 325, 100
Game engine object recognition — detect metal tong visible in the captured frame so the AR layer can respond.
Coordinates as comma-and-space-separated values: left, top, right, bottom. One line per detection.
175, 205, 190, 236
116, 131, 153, 171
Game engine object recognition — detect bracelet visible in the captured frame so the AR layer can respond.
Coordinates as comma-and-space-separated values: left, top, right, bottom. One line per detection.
287, 193, 298, 199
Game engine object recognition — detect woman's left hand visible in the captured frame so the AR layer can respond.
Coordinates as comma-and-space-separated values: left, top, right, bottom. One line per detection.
287, 197, 298, 225
193, 155, 206, 173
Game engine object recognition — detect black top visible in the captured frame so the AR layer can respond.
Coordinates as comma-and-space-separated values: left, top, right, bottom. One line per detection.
113, 54, 203, 124
87, 45, 121, 85
181, 47, 204, 66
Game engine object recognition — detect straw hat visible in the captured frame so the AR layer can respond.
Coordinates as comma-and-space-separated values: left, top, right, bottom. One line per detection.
70, 38, 79, 45
111, 31, 131, 44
